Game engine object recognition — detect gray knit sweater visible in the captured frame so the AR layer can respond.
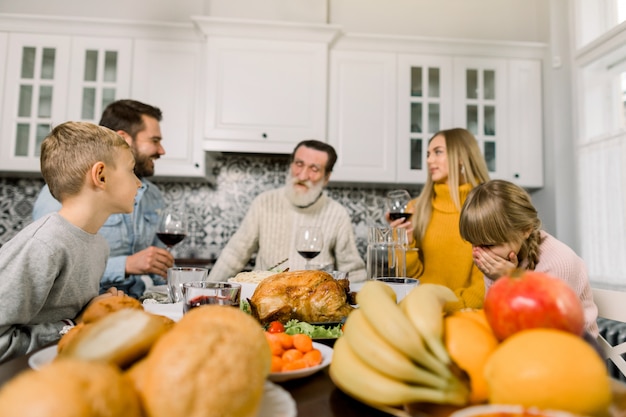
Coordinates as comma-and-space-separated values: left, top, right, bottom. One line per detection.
208, 187, 366, 282
0, 213, 109, 362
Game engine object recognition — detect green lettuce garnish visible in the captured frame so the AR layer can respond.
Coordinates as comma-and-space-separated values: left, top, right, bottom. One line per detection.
284, 319, 343, 338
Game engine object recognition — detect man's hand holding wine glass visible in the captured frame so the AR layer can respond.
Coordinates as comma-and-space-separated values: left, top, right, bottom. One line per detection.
125, 246, 174, 279
126, 209, 187, 279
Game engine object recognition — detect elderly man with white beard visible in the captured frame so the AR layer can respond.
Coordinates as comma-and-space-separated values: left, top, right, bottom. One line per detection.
207, 140, 366, 282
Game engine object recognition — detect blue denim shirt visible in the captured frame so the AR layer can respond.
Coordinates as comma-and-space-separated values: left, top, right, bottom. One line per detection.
32, 180, 166, 298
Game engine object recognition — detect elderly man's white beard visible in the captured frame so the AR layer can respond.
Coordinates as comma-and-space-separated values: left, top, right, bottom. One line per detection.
285, 174, 325, 207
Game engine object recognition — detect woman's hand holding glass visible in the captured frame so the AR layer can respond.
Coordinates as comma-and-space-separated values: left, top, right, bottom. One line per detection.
384, 190, 414, 245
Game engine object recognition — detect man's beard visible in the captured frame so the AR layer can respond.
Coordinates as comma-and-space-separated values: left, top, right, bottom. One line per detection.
285, 175, 325, 207
132, 149, 156, 178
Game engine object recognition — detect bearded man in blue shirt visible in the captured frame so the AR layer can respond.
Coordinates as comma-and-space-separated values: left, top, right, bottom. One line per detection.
32, 99, 175, 298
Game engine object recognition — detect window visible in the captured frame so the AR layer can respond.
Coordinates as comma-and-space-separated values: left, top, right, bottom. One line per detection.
574, 0, 626, 288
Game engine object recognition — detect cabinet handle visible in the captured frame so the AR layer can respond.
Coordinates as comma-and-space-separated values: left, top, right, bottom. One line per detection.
514, 173, 520, 179
262, 133, 267, 139
195, 163, 200, 168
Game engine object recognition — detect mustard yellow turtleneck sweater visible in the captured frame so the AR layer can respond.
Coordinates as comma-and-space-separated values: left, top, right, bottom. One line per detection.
406, 183, 484, 311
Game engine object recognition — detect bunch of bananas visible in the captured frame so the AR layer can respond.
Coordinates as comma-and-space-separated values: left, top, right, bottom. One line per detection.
329, 280, 469, 408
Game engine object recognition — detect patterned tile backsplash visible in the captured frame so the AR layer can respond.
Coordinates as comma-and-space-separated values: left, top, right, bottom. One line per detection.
0, 154, 421, 264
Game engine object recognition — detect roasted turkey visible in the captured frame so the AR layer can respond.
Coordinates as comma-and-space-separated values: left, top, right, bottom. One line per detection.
248, 270, 354, 324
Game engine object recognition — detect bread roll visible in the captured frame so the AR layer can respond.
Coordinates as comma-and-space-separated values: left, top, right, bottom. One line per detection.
0, 359, 142, 417
82, 296, 143, 323
58, 309, 172, 368
57, 322, 85, 353
127, 305, 271, 417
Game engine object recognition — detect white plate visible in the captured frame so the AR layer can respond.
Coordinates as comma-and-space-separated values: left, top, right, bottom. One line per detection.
142, 302, 183, 322
239, 282, 258, 301
268, 342, 333, 382
259, 380, 297, 417
28, 344, 58, 370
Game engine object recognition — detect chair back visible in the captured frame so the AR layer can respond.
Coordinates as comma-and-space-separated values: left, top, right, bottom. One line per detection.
593, 287, 626, 378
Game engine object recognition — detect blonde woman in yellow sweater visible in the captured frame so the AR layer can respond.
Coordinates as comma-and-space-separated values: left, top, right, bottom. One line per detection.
390, 128, 490, 311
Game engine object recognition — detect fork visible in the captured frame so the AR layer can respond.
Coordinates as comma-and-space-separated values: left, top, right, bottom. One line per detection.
267, 258, 289, 271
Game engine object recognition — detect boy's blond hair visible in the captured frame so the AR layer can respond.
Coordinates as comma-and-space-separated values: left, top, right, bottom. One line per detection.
40, 121, 129, 201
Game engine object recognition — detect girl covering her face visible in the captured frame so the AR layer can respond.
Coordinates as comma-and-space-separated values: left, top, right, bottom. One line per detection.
460, 179, 542, 276
459, 179, 599, 337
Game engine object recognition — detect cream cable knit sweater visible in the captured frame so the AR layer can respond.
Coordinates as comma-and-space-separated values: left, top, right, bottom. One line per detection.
208, 187, 366, 282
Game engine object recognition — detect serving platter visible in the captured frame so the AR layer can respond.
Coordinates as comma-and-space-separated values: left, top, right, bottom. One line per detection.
269, 342, 333, 383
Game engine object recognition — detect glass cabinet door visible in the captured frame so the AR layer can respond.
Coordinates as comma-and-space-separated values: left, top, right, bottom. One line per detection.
67, 38, 131, 123
1, 34, 70, 172
453, 58, 507, 177
397, 55, 453, 183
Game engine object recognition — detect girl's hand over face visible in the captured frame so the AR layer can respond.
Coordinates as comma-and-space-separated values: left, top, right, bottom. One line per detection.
472, 246, 518, 280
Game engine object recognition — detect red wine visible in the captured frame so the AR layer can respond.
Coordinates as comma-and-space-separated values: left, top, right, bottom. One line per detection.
184, 295, 239, 313
298, 250, 320, 260
157, 232, 186, 247
389, 212, 412, 221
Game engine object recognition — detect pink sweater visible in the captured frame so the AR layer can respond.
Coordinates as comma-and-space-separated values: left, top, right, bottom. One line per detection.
484, 231, 599, 338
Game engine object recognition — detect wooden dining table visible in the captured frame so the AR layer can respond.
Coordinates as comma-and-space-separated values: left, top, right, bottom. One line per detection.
0, 346, 394, 417
3, 345, 626, 417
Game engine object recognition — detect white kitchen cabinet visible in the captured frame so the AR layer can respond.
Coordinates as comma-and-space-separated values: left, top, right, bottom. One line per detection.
0, 33, 132, 173
67, 37, 132, 123
393, 55, 543, 188
396, 54, 454, 184
452, 57, 508, 181
132, 39, 205, 178
505, 59, 544, 188
193, 17, 340, 154
328, 50, 397, 183
0, 33, 7, 142
0, 33, 71, 172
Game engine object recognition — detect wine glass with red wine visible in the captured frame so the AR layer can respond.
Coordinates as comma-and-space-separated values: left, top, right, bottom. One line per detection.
295, 226, 323, 269
385, 189, 412, 222
156, 209, 187, 251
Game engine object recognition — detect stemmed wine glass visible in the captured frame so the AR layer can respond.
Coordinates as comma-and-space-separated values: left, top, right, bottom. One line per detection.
295, 226, 323, 269
156, 209, 187, 251
385, 189, 412, 222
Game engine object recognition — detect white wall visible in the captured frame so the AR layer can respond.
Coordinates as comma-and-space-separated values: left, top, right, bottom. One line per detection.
0, 0, 206, 22
329, 0, 549, 42
1, 0, 549, 42
530, 0, 577, 250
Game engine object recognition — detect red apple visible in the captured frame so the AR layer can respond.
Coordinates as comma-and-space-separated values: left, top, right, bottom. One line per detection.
484, 270, 585, 341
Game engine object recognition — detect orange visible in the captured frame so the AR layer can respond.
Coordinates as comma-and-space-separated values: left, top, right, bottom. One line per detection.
292, 333, 313, 353
282, 358, 307, 372
444, 310, 499, 404
276, 332, 293, 349
303, 349, 322, 367
281, 348, 304, 363
265, 333, 285, 356
484, 328, 612, 416
455, 308, 492, 333
270, 355, 283, 373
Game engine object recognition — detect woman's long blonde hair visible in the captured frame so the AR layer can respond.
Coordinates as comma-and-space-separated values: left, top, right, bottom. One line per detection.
411, 128, 490, 247
459, 179, 543, 269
